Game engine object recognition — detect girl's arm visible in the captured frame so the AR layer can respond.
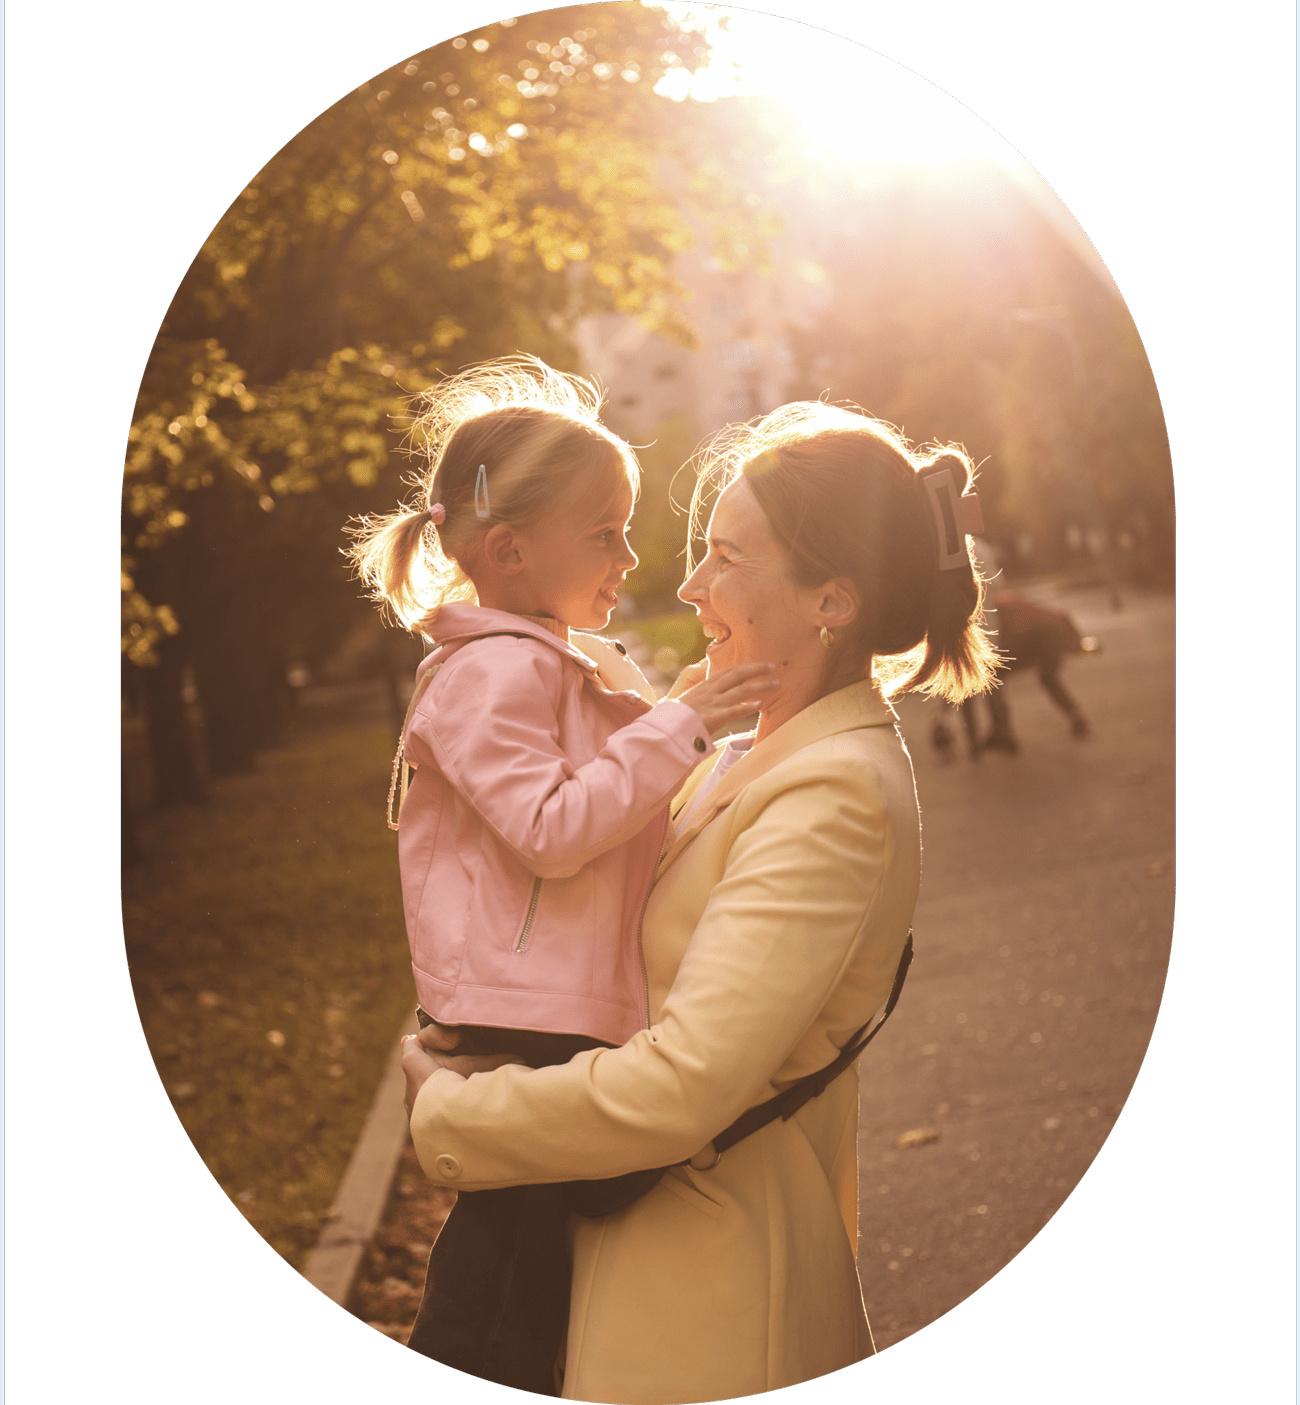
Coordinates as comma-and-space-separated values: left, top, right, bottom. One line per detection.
406, 755, 907, 1187
407, 637, 711, 879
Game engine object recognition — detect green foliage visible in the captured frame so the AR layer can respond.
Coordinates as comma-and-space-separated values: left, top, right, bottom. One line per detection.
123, 4, 772, 672
627, 609, 706, 667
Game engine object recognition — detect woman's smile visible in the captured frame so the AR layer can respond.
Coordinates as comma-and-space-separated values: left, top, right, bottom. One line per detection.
677, 478, 836, 739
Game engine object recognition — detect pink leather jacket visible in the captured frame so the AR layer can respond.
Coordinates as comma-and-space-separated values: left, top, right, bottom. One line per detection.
397, 605, 712, 1046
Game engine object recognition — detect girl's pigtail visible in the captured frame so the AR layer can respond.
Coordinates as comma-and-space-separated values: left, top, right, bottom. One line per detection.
904, 450, 1001, 704
346, 502, 473, 635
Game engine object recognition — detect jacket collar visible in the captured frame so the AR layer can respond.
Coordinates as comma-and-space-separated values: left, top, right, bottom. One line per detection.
423, 604, 600, 675
657, 679, 897, 878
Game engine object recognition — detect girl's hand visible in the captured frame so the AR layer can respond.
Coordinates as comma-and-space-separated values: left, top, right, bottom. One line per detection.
401, 1026, 526, 1116
674, 662, 780, 738
666, 659, 708, 700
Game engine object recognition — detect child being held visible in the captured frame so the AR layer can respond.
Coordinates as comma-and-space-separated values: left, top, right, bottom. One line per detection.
348, 356, 777, 1390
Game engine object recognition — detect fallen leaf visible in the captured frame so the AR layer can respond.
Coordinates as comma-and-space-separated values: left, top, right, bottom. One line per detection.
1144, 859, 1171, 878
895, 1127, 940, 1150
267, 1029, 286, 1048
170, 1082, 196, 1099
197, 990, 222, 1009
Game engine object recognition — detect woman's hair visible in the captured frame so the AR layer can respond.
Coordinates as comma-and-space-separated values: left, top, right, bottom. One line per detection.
348, 355, 639, 634
686, 401, 999, 704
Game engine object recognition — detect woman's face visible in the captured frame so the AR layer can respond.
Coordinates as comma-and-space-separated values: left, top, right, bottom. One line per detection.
678, 478, 827, 687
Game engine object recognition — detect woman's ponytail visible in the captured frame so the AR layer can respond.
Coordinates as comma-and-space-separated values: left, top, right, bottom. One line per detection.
903, 451, 1001, 704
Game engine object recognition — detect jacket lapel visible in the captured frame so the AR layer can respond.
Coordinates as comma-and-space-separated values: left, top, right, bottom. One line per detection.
656, 680, 896, 879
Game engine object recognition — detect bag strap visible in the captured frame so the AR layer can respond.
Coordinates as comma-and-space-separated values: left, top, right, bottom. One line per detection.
709, 930, 914, 1157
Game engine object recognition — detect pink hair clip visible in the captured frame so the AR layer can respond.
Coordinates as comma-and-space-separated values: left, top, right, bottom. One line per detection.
920, 469, 984, 570
427, 503, 446, 525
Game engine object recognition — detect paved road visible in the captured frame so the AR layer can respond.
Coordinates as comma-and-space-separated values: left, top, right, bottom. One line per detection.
855, 584, 1175, 1350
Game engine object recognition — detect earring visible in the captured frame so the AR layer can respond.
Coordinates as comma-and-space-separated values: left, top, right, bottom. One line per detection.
819, 625, 834, 649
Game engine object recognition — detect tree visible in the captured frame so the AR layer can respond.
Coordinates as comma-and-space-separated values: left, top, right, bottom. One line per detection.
123, 4, 768, 797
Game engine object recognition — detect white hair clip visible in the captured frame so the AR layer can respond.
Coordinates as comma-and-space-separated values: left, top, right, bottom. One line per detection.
920, 468, 984, 570
474, 464, 491, 520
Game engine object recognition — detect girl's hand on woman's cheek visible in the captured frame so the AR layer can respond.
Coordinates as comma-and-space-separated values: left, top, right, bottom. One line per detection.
667, 659, 708, 699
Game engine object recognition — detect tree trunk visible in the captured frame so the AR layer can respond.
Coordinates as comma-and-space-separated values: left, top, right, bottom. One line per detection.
121, 788, 143, 867
141, 630, 206, 807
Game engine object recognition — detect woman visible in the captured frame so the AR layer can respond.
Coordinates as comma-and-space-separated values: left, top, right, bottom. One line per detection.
401, 401, 996, 1403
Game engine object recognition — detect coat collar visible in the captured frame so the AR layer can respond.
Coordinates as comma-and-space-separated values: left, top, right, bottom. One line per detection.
657, 679, 897, 879
423, 604, 601, 675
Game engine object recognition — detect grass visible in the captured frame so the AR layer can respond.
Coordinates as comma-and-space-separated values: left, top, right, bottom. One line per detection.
122, 721, 415, 1267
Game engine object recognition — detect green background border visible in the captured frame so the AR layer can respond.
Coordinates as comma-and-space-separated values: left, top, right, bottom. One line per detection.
7, 0, 1287, 1399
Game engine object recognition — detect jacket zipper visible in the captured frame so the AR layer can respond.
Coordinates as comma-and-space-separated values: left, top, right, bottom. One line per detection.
633, 812, 672, 1026
514, 877, 543, 954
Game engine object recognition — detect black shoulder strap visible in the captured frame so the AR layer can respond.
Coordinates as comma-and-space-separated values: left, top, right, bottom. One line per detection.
711, 930, 914, 1156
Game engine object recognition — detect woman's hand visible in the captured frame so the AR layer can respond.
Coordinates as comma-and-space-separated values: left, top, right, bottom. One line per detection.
673, 661, 779, 738
401, 1024, 526, 1116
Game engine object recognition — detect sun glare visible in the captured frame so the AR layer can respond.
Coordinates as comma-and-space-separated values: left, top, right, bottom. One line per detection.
649, 4, 1125, 291
655, 5, 1017, 169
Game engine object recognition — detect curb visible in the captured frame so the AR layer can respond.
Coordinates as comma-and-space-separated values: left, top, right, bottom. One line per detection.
299, 1008, 419, 1306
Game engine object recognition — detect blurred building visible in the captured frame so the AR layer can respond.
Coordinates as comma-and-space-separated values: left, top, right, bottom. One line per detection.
575, 231, 831, 447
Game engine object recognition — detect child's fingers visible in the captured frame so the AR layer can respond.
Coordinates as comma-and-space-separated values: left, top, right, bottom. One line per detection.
716, 677, 780, 703
710, 662, 778, 686
416, 1021, 463, 1052
440, 1052, 528, 1076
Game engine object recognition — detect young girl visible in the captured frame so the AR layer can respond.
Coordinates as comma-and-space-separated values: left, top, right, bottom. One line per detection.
348, 355, 777, 1392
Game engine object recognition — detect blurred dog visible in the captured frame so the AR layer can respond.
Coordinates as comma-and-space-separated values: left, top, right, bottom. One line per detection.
934, 593, 1100, 759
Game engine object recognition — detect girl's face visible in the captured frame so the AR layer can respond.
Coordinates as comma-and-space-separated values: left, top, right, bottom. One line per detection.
515, 470, 638, 629
678, 477, 827, 689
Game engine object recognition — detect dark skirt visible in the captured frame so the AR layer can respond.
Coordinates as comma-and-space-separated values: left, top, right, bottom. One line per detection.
404, 1017, 611, 1395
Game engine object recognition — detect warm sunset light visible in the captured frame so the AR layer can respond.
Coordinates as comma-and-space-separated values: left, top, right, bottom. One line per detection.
650, 4, 1120, 301
119, 6, 1175, 1383
654, 3, 1017, 167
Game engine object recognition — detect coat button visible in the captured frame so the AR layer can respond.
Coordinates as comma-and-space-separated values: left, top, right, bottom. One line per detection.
693, 737, 708, 753
614, 641, 627, 655
433, 1154, 462, 1180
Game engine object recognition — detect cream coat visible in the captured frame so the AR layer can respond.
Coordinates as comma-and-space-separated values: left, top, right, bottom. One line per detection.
409, 679, 921, 1404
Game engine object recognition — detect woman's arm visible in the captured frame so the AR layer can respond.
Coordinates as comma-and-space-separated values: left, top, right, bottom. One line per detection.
407, 754, 907, 1188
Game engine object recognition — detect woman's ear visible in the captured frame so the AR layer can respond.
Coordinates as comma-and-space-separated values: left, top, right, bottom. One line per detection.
482, 523, 525, 577
815, 578, 859, 631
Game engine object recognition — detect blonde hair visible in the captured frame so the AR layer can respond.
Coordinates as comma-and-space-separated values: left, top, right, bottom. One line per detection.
687, 401, 999, 704
348, 355, 639, 635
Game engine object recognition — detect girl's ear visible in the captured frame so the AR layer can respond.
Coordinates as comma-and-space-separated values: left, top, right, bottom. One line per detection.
482, 524, 525, 577
815, 578, 858, 631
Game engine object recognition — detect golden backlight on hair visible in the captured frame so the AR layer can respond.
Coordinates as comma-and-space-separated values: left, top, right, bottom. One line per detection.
685, 401, 999, 704
347, 355, 638, 634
